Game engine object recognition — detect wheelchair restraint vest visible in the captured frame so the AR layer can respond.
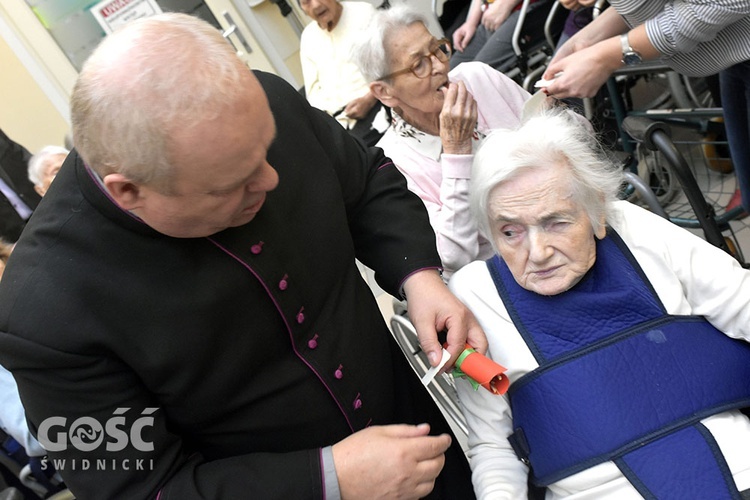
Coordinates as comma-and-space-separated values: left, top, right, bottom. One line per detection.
487, 229, 750, 500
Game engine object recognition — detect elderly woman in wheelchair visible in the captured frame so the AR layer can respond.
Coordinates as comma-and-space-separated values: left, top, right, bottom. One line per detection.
449, 109, 750, 499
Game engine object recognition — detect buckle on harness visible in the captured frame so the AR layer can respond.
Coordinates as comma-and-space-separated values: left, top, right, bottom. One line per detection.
508, 427, 531, 465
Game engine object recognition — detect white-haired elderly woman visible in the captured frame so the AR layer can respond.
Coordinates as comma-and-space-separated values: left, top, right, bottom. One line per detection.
28, 145, 69, 197
350, 4, 532, 278
449, 110, 750, 499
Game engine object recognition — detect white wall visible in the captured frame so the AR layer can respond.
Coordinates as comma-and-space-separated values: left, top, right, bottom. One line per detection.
0, 37, 69, 153
0, 1, 72, 153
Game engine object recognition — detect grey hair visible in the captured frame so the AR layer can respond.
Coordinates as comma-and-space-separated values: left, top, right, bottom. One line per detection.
71, 13, 248, 192
27, 145, 69, 186
350, 4, 429, 83
471, 109, 624, 251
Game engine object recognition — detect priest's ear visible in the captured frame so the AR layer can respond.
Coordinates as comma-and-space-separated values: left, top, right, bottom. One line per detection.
103, 173, 145, 211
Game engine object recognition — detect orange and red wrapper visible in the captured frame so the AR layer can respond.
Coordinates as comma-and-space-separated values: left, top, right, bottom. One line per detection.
451, 345, 509, 395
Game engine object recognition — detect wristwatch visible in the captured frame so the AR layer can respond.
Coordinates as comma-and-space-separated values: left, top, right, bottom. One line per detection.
620, 33, 642, 66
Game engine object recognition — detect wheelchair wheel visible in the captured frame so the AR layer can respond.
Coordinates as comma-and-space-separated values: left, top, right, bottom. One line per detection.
666, 72, 716, 109
389, 314, 469, 437
637, 144, 679, 206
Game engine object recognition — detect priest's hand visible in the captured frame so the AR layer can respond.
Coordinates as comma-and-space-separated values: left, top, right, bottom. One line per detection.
403, 269, 487, 369
333, 423, 450, 499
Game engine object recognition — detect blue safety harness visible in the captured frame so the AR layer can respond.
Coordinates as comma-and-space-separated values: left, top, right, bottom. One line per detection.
487, 230, 750, 499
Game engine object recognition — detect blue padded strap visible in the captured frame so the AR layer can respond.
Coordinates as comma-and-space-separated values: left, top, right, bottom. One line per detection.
616, 424, 742, 500
507, 317, 750, 485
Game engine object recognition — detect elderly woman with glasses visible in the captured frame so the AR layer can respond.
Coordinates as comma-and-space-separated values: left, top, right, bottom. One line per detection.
449, 109, 750, 499
351, 4, 532, 278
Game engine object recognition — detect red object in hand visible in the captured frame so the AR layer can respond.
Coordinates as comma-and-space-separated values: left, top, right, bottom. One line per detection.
453, 345, 509, 395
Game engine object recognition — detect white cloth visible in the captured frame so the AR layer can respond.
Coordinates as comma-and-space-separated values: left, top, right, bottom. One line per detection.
449, 200, 750, 499
377, 62, 530, 278
300, 1, 375, 130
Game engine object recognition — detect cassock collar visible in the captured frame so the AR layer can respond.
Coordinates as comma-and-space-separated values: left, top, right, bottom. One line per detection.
74, 151, 162, 237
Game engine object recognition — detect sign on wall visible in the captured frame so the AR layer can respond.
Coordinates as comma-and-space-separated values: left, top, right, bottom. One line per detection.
90, 0, 162, 34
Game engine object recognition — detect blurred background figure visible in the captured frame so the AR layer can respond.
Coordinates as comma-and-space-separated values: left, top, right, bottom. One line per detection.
27, 146, 68, 197
438, 0, 471, 40
555, 0, 595, 50
0, 240, 12, 282
299, 0, 389, 146
0, 363, 45, 460
0, 130, 42, 243
449, 0, 550, 73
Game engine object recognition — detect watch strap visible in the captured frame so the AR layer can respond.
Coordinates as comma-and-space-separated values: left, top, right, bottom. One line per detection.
620, 33, 642, 65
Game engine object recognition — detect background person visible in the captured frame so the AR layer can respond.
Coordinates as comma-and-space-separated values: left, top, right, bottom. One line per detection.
450, 110, 750, 498
27, 145, 69, 197
449, 0, 550, 73
554, 0, 596, 50
0, 129, 42, 243
0, 240, 11, 282
541, 0, 750, 216
0, 13, 483, 500
0, 364, 45, 459
299, 0, 388, 146
351, 5, 532, 278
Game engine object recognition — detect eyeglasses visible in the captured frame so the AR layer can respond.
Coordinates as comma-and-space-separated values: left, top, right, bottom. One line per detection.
378, 39, 452, 81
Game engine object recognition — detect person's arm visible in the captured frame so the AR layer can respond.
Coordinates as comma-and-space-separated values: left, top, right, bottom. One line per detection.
543, 23, 656, 98
454, 378, 528, 498
300, 31, 337, 115
544, 0, 750, 99
331, 423, 452, 499
559, 0, 596, 10
304, 99, 441, 296
642, 0, 750, 58
402, 268, 487, 367
0, 365, 45, 457
298, 74, 487, 365
382, 143, 481, 280
547, 6, 628, 66
433, 81, 483, 276
542, 5, 630, 98
343, 91, 378, 120
453, 0, 483, 52
543, 0, 665, 99
448, 266, 530, 498
434, 153, 481, 275
613, 201, 750, 340
299, 31, 318, 95
480, 0, 521, 32
12, 344, 452, 500
1, 338, 328, 499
